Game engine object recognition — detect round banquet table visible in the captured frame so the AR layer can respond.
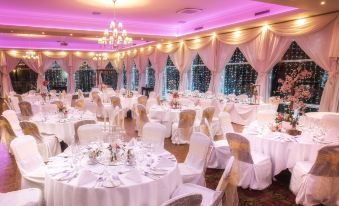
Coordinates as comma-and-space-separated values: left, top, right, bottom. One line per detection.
305, 112, 339, 120
45, 144, 182, 206
243, 121, 329, 175
224, 103, 258, 125
148, 105, 203, 123
31, 110, 96, 145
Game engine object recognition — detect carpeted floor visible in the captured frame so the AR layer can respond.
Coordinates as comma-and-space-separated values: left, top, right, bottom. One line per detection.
0, 117, 301, 205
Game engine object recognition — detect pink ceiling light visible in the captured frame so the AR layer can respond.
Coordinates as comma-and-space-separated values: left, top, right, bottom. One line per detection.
98, 0, 133, 50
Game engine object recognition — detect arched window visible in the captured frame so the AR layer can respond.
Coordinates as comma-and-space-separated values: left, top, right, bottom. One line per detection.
188, 54, 211, 93
144, 59, 155, 88
271, 41, 327, 112
44, 61, 68, 92
101, 62, 118, 89
130, 63, 139, 91
10, 60, 38, 94
223, 48, 257, 95
122, 63, 127, 89
161, 56, 179, 97
75, 62, 96, 92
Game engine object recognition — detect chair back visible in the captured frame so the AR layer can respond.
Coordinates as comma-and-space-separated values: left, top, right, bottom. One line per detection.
219, 112, 234, 135
74, 120, 96, 144
19, 121, 43, 143
78, 124, 103, 145
74, 99, 85, 110
226, 133, 253, 164
110, 96, 122, 108
14, 94, 23, 102
310, 144, 339, 177
146, 98, 159, 112
201, 106, 215, 125
19, 101, 33, 117
91, 91, 100, 101
178, 109, 196, 142
137, 95, 148, 106
51, 100, 64, 109
185, 132, 211, 172
2, 109, 21, 131
10, 135, 44, 176
136, 104, 149, 131
71, 94, 78, 107
142, 122, 166, 147
9, 96, 21, 113
161, 193, 202, 206
77, 89, 84, 99
0, 116, 17, 150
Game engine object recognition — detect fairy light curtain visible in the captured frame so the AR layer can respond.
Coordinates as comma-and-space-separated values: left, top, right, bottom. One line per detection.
121, 63, 127, 89
75, 61, 96, 92
223, 48, 257, 95
9, 60, 38, 94
188, 54, 211, 93
161, 56, 180, 98
271, 41, 328, 111
44, 61, 68, 92
144, 59, 155, 88
101, 62, 118, 89
130, 63, 139, 91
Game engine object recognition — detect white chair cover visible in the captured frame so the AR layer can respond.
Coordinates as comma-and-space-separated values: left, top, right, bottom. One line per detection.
161, 193, 202, 206
9, 96, 21, 113
10, 135, 45, 191
0, 188, 42, 206
217, 112, 234, 136
2, 109, 21, 132
290, 144, 339, 205
179, 132, 211, 186
171, 110, 196, 144
142, 122, 167, 151
78, 124, 104, 145
226, 133, 272, 190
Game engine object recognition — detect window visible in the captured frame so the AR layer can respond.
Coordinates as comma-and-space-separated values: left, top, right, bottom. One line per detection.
188, 54, 211, 93
101, 62, 118, 89
9, 60, 38, 94
130, 63, 139, 91
75, 62, 96, 92
271, 41, 328, 112
121, 63, 127, 89
44, 61, 68, 92
161, 56, 180, 97
223, 48, 257, 95
144, 59, 155, 88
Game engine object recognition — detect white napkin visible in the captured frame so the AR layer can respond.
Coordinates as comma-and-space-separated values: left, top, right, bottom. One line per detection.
124, 169, 142, 183
76, 169, 97, 186
154, 157, 175, 168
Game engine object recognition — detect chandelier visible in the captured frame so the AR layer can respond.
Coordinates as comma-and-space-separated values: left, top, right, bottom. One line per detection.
98, 0, 133, 50
23, 51, 39, 60
92, 53, 108, 61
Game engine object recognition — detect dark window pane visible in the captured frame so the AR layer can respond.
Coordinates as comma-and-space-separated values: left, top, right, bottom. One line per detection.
145, 59, 155, 88
75, 62, 96, 92
9, 60, 38, 94
44, 61, 68, 92
101, 62, 118, 89
191, 54, 211, 93
130, 63, 139, 91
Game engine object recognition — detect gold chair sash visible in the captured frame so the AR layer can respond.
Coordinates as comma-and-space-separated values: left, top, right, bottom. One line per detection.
226, 133, 253, 164
310, 145, 339, 177
71, 94, 78, 107
201, 106, 215, 125
51, 100, 64, 109
178, 110, 196, 142
136, 104, 149, 130
74, 120, 96, 144
19, 121, 43, 143
14, 94, 23, 102
0, 116, 16, 149
137, 95, 148, 106
110, 96, 122, 108
91, 91, 100, 101
18, 101, 33, 117
74, 99, 85, 110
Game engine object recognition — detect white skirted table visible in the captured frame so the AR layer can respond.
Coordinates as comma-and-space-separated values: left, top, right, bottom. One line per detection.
305, 112, 339, 120
224, 103, 258, 125
243, 121, 334, 175
148, 105, 203, 123
45, 144, 182, 206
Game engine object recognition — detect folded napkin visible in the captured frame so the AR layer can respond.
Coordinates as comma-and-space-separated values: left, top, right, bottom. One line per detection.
76, 169, 97, 186
124, 169, 142, 183
154, 157, 175, 168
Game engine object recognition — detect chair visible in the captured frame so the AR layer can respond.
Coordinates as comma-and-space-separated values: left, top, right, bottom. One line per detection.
161, 193, 202, 206
290, 144, 339, 205
178, 132, 211, 186
110, 96, 122, 108
226, 133, 272, 190
0, 116, 16, 152
93, 95, 106, 121
2, 109, 21, 133
78, 89, 84, 99
10, 135, 45, 191
9, 96, 21, 113
0, 188, 43, 206
74, 99, 85, 110
137, 95, 148, 106
207, 112, 234, 169
135, 104, 150, 136
77, 124, 104, 145
51, 100, 64, 109
171, 110, 196, 144
171, 157, 237, 206
198, 106, 216, 138
146, 97, 159, 113
14, 94, 23, 102
142, 122, 166, 151
20, 121, 61, 162
18, 101, 34, 118
74, 120, 96, 144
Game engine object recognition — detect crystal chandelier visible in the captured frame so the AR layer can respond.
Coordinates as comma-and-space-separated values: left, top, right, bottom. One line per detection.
23, 51, 39, 60
98, 0, 133, 50
92, 53, 108, 61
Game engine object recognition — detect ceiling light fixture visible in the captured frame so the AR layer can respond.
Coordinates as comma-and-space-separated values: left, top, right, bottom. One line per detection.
98, 0, 133, 50
320, 1, 326, 5
23, 51, 39, 60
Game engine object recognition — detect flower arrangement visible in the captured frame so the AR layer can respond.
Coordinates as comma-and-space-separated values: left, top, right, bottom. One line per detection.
42, 80, 49, 87
88, 148, 102, 164
170, 90, 181, 109
108, 143, 121, 162
57, 103, 68, 118
276, 66, 312, 135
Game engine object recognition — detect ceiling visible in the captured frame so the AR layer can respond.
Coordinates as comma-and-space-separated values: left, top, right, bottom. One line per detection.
0, 0, 337, 51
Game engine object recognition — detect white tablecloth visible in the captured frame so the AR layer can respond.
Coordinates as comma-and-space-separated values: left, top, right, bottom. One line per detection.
243, 122, 328, 175
31, 110, 96, 145
149, 106, 202, 123
45, 148, 182, 206
305, 112, 339, 120
225, 103, 258, 125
